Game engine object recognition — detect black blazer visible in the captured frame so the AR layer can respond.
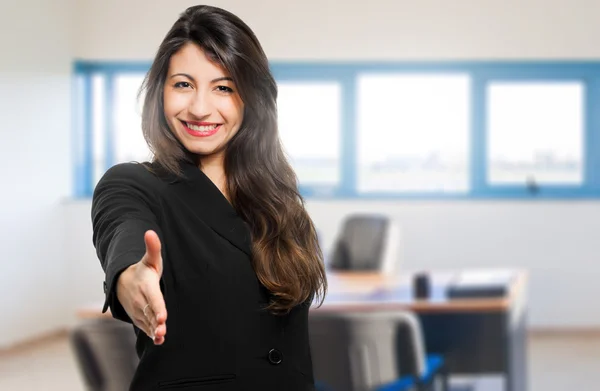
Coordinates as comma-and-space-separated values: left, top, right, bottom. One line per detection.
92, 161, 316, 391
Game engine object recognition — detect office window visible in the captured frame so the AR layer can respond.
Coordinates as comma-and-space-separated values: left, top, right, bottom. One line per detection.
277, 82, 341, 187
356, 73, 470, 193
91, 74, 107, 187
487, 81, 584, 186
73, 61, 600, 199
87, 73, 148, 187
113, 75, 150, 165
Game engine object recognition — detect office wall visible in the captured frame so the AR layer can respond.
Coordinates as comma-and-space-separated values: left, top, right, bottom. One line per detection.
0, 0, 74, 348
63, 0, 600, 330
75, 0, 600, 61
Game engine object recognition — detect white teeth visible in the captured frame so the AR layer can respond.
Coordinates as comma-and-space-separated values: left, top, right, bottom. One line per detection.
186, 123, 219, 131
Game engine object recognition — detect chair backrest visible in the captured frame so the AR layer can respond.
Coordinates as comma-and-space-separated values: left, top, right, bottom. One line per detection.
309, 311, 426, 391
70, 319, 139, 391
328, 214, 401, 273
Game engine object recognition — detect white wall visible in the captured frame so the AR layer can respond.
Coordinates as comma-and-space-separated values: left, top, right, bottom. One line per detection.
75, 0, 600, 61
0, 0, 74, 348
4, 0, 600, 348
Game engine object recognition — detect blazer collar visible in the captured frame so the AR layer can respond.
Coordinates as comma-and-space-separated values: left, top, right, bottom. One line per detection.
166, 160, 252, 257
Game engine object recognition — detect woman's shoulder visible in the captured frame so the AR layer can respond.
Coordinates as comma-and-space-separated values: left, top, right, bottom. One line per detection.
102, 161, 153, 179
97, 161, 168, 191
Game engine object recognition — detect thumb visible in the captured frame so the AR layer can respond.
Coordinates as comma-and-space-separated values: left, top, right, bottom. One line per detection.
143, 230, 163, 274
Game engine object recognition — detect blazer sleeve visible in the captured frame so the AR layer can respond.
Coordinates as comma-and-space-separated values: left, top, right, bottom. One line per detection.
91, 163, 165, 324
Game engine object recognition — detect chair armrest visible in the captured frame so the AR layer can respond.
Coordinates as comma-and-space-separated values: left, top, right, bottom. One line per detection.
389, 311, 427, 378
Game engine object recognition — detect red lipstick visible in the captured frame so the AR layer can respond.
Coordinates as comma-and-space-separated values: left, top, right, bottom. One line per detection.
181, 120, 222, 137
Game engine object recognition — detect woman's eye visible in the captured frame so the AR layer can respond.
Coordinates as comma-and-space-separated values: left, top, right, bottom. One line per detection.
216, 86, 234, 93
174, 81, 191, 89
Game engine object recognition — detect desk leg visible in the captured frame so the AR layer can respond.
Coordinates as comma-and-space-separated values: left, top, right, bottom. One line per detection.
506, 306, 528, 391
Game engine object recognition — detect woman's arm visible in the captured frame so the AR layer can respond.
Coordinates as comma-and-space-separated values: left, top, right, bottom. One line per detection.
91, 163, 165, 325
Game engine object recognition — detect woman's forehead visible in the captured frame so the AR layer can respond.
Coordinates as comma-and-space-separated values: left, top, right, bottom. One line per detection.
168, 43, 230, 80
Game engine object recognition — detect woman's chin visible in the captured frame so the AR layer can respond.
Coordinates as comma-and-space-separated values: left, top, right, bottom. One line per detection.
186, 144, 226, 159
177, 132, 230, 158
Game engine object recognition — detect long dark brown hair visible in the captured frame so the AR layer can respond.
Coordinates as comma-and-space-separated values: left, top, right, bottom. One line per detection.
139, 5, 327, 313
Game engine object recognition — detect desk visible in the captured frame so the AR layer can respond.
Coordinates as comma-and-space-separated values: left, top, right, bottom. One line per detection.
315, 269, 528, 391
77, 269, 528, 391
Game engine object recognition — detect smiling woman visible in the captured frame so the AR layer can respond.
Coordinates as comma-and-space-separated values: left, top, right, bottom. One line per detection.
91, 4, 326, 391
162, 44, 245, 164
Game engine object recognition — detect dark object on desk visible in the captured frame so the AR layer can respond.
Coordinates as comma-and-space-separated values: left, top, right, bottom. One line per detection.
447, 271, 514, 299
413, 272, 431, 299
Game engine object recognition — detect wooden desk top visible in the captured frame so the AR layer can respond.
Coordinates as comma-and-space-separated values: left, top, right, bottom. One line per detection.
76, 269, 527, 319
314, 269, 527, 313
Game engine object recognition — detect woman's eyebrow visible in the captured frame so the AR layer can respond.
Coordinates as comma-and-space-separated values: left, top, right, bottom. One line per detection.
168, 73, 233, 83
211, 76, 234, 83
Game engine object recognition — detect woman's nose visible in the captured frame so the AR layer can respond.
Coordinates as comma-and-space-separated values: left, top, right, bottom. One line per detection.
188, 91, 213, 118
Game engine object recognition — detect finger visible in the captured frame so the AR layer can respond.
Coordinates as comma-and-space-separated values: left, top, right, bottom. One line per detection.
140, 303, 158, 331
153, 323, 166, 345
135, 317, 155, 340
140, 317, 164, 345
135, 307, 154, 338
140, 318, 163, 344
143, 230, 163, 274
154, 323, 166, 339
143, 283, 167, 328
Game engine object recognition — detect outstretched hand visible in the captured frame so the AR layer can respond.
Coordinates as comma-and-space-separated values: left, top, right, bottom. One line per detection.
116, 230, 167, 345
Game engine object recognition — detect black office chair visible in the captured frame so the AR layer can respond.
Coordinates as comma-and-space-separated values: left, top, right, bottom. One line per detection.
70, 319, 138, 391
328, 214, 401, 273
309, 311, 447, 391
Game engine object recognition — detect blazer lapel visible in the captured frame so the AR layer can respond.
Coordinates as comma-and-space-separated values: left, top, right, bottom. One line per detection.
165, 160, 253, 257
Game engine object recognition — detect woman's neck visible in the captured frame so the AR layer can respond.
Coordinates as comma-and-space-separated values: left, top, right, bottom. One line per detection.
198, 154, 229, 201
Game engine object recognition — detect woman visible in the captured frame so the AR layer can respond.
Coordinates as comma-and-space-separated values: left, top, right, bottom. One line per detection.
91, 5, 327, 390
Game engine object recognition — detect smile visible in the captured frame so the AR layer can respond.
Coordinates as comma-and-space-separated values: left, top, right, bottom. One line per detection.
181, 120, 222, 137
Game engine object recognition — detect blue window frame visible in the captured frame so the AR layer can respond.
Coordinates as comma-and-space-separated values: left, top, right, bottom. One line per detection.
72, 60, 600, 199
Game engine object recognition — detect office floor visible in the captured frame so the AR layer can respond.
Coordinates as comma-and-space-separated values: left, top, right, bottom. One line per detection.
0, 331, 597, 391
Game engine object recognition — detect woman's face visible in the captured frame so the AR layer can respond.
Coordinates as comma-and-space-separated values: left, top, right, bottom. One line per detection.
163, 42, 244, 162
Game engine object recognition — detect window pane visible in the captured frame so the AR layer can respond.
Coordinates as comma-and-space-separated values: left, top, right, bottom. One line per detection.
487, 82, 584, 185
73, 74, 88, 195
114, 75, 151, 164
357, 73, 470, 193
92, 74, 105, 187
277, 82, 341, 186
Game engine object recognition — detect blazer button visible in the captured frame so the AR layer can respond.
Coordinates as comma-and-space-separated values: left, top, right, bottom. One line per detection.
267, 348, 283, 365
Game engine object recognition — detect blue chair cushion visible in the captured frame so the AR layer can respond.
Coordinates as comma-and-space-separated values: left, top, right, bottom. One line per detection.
376, 354, 444, 391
